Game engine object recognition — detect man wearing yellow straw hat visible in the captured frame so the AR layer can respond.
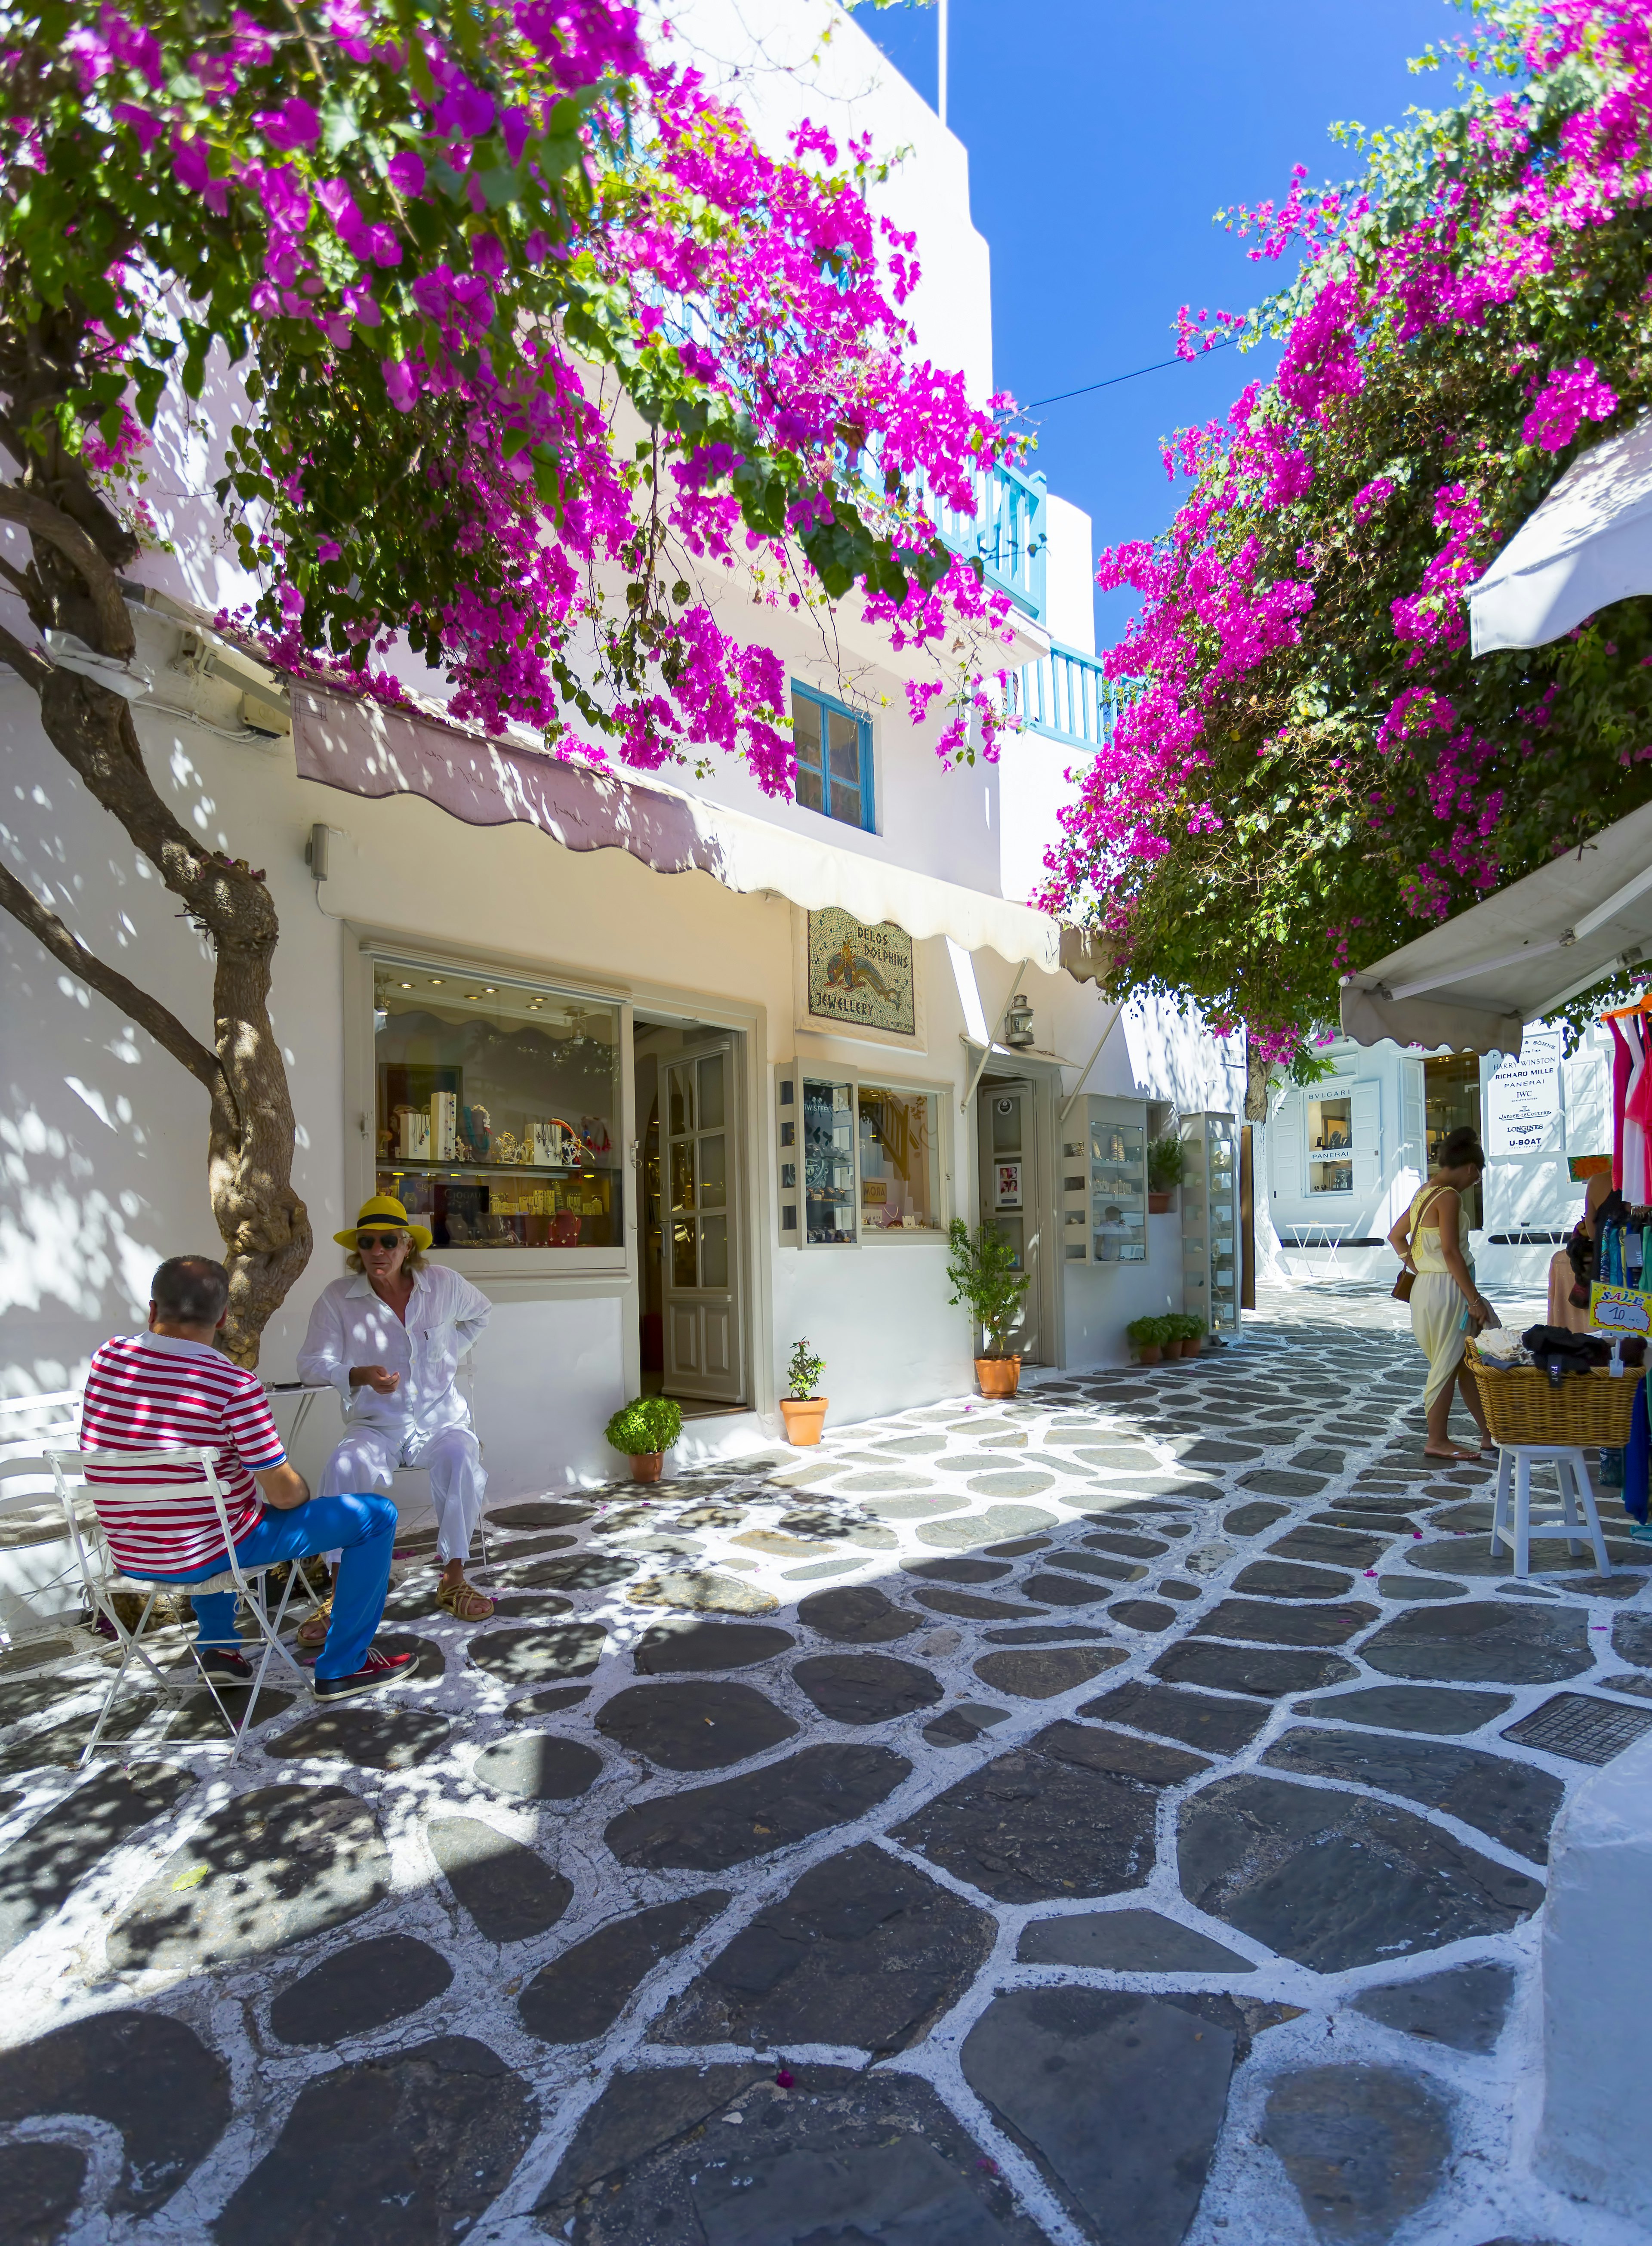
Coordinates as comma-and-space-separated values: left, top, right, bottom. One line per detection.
298, 1195, 495, 1626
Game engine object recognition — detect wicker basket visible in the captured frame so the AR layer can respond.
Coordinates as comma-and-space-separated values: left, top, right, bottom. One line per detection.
1464, 1341, 1643, 1447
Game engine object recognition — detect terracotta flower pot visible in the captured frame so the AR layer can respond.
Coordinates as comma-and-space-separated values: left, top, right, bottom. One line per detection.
780, 1396, 829, 1446
1133, 1343, 1163, 1365
975, 1355, 1021, 1398
629, 1452, 665, 1482
1147, 1190, 1174, 1214
1179, 1336, 1203, 1358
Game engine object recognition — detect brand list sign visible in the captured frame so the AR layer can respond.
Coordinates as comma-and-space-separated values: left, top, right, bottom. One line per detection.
1486, 1031, 1563, 1157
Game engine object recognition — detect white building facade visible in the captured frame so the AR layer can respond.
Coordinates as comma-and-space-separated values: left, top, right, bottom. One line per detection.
1262, 1024, 1610, 1294
0, 0, 1249, 1573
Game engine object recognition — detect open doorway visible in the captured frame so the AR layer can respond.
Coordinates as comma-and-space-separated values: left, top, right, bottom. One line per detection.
1425, 1053, 1483, 1228
633, 1015, 749, 1415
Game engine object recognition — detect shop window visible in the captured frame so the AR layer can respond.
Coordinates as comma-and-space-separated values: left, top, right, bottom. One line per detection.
858, 1085, 940, 1231
792, 683, 875, 832
802, 1078, 856, 1244
1307, 1093, 1353, 1195
779, 1070, 945, 1244
372, 962, 622, 1249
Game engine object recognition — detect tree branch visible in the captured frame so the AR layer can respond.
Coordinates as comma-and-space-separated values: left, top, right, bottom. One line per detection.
0, 486, 134, 656
0, 620, 52, 694
0, 862, 223, 1092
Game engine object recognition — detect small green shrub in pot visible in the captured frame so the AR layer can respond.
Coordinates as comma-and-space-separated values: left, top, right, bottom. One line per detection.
604, 1396, 683, 1480
786, 1339, 825, 1400
1147, 1134, 1187, 1194
946, 1220, 1030, 1361
1126, 1313, 1167, 1364
780, 1339, 829, 1444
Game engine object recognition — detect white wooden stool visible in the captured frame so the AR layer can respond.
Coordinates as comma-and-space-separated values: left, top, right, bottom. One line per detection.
1490, 1444, 1611, 1578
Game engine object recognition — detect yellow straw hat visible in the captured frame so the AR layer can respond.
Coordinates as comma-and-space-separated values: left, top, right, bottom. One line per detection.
333, 1193, 433, 1252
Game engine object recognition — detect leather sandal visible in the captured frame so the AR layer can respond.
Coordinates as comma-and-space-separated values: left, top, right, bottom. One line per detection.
296, 1600, 332, 1649
436, 1577, 495, 1623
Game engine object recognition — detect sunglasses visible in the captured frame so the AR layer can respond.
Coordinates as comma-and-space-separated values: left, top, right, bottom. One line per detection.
356, 1231, 406, 1251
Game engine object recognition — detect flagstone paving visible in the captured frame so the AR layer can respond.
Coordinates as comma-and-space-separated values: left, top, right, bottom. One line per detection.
3, 1285, 1652, 2243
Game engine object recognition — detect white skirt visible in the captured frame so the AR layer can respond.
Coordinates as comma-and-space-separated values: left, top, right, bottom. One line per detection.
1409, 1270, 1466, 1411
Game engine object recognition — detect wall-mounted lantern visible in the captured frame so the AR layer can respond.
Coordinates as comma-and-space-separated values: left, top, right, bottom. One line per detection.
1004, 993, 1035, 1049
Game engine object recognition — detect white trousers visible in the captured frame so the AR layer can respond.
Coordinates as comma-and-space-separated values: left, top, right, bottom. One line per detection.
319, 1423, 486, 1564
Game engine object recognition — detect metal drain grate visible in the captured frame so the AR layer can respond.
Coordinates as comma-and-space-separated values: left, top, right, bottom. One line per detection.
1502, 1692, 1652, 1765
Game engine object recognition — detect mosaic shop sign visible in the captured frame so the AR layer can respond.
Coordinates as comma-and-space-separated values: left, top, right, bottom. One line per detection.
805, 910, 915, 1037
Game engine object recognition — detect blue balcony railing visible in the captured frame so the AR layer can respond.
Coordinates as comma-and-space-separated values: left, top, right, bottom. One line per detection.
927, 458, 1048, 621
1017, 637, 1134, 753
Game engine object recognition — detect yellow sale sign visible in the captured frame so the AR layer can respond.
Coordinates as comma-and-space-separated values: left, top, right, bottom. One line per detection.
1590, 1283, 1652, 1337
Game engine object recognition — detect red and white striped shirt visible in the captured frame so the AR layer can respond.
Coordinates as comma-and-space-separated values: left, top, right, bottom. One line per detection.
80, 1333, 284, 1573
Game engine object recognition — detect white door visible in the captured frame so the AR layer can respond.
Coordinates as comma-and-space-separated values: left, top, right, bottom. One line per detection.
977, 1079, 1042, 1362
1351, 1080, 1381, 1204
663, 1041, 745, 1402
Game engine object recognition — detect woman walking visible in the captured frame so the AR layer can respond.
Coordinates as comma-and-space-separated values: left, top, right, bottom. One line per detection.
1388, 1126, 1498, 1461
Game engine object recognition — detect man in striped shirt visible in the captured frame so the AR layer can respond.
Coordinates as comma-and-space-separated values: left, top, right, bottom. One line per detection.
80, 1256, 413, 1701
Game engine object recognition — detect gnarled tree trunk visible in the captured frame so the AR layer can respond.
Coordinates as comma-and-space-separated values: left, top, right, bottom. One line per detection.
0, 349, 311, 1364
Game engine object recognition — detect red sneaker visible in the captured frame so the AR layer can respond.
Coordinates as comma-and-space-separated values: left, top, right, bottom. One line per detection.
312, 1646, 416, 1701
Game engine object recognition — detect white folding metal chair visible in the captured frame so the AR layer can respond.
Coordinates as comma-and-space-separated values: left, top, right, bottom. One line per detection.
47, 1447, 319, 1765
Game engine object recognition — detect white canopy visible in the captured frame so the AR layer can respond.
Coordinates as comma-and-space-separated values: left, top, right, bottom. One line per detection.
1469, 415, 1652, 655
1339, 796, 1652, 1056
291, 682, 1064, 973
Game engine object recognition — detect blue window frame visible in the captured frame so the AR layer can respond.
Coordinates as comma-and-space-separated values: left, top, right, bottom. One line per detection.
791, 682, 875, 833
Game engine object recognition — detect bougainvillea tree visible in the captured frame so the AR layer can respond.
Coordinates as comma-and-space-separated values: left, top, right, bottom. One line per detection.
1040, 0, 1652, 1071
0, 0, 1015, 1358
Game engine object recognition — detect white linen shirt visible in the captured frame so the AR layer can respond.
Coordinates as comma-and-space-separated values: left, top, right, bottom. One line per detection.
298, 1264, 490, 1435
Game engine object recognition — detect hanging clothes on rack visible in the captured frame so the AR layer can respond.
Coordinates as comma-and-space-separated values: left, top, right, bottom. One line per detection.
1609, 1015, 1633, 1192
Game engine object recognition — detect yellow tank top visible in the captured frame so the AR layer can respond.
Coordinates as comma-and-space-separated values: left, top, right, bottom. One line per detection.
1410, 1184, 1470, 1273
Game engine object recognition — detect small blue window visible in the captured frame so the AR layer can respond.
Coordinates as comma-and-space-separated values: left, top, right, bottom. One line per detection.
791, 682, 875, 833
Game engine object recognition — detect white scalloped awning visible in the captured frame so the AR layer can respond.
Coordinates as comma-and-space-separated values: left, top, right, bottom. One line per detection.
291, 683, 1062, 972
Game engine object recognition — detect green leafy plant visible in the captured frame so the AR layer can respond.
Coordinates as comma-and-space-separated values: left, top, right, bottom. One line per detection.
1147, 1135, 1187, 1192
947, 1220, 1030, 1359
1126, 1314, 1170, 1347
604, 1397, 684, 1457
786, 1339, 826, 1401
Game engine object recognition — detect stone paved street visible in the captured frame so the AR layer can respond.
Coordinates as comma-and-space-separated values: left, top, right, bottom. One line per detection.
3, 1287, 1652, 2244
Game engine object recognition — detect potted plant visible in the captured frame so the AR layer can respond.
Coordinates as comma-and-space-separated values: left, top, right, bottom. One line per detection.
947, 1220, 1031, 1397
1174, 1311, 1206, 1358
1126, 1314, 1167, 1366
779, 1339, 828, 1445
604, 1396, 684, 1482
1147, 1133, 1185, 1214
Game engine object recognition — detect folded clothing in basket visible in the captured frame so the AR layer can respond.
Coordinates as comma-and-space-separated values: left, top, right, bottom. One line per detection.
1474, 1330, 1532, 1369
1521, 1326, 1647, 1377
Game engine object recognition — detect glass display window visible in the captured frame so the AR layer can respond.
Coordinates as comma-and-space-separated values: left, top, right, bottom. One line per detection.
371, 959, 623, 1251
858, 1085, 941, 1232
1307, 1093, 1353, 1195
802, 1078, 856, 1244
779, 1068, 947, 1246
1180, 1111, 1241, 1333
1089, 1114, 1147, 1263
1060, 1097, 1149, 1266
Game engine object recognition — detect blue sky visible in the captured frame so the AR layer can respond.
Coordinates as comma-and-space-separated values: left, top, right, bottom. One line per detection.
854, 0, 1467, 647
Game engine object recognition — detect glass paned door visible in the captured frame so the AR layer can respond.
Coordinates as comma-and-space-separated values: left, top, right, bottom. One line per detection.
977, 1080, 1041, 1362
663, 1041, 744, 1401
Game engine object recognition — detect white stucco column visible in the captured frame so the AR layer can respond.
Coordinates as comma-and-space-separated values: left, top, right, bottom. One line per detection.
1534, 1723, 1652, 2221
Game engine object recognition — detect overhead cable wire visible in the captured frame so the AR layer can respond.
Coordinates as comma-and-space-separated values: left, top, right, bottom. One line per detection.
1020, 332, 1242, 412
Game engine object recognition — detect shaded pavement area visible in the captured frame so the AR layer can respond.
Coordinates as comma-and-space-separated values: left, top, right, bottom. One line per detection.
2, 1286, 1651, 2244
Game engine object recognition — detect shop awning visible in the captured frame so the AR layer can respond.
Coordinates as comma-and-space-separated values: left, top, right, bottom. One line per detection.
291, 682, 1063, 973
1339, 796, 1652, 1056
1469, 415, 1652, 655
